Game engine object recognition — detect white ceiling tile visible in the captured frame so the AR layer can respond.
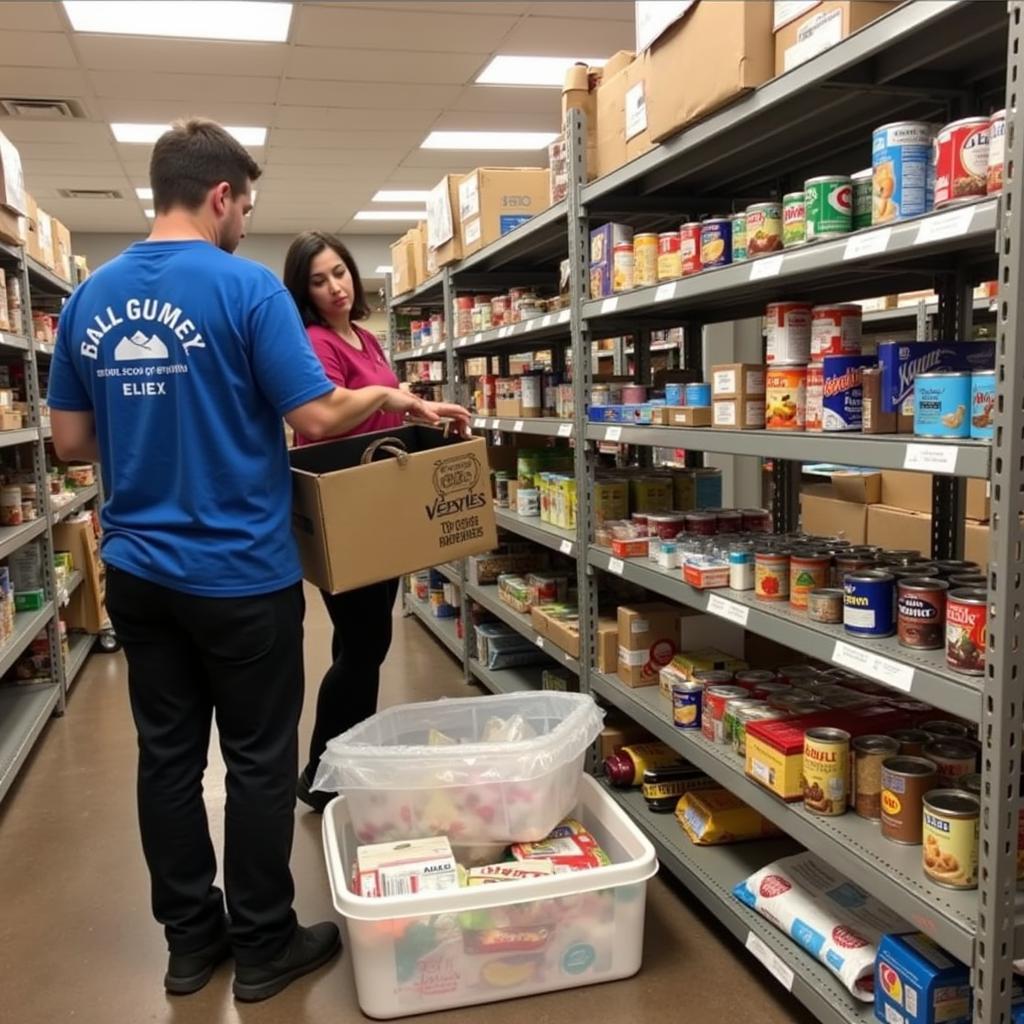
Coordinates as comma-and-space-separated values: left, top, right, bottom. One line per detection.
89, 71, 281, 104
14, 140, 119, 162
449, 85, 563, 116
0, 30, 78, 68
287, 46, 485, 84
278, 79, 460, 110
498, 16, 634, 56
97, 98, 278, 124
0, 2, 66, 31
263, 146, 408, 166
273, 105, 439, 132
430, 109, 558, 132
268, 128, 421, 150
0, 67, 90, 99
2, 120, 112, 144
74, 36, 289, 77
334, 3, 530, 14
398, 148, 546, 170
23, 159, 125, 179
528, 1, 634, 20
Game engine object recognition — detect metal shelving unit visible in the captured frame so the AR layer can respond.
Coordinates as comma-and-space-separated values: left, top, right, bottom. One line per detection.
468, 659, 545, 696
0, 681, 60, 803
403, 594, 462, 661
64, 632, 92, 691
471, 415, 574, 439
494, 507, 577, 557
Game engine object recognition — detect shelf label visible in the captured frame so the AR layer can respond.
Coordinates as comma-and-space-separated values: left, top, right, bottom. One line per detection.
707, 593, 750, 627
458, 337, 469, 347
843, 227, 891, 260
607, 557, 625, 576
472, 417, 486, 428
513, 420, 525, 432
903, 443, 959, 474
559, 539, 574, 555
605, 426, 622, 442
474, 333, 482, 343
558, 308, 571, 323
749, 254, 784, 280
534, 635, 545, 648
541, 314, 553, 328
499, 326, 511, 338
600, 297, 619, 315
524, 319, 537, 332
557, 422, 573, 437
745, 933, 795, 992
655, 282, 678, 303
490, 418, 500, 430
832, 641, 915, 692
915, 205, 975, 245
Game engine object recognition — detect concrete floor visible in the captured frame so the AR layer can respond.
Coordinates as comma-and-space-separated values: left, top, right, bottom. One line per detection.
0, 585, 817, 1023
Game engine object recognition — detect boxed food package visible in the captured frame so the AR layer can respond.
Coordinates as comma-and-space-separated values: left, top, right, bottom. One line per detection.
660, 648, 749, 697
531, 603, 581, 658
0, 129, 25, 215
511, 817, 611, 871
562, 61, 605, 180
801, 486, 869, 543
598, 708, 654, 758
355, 835, 460, 898
548, 136, 568, 205
645, 1, 774, 144
656, 406, 713, 427
874, 932, 972, 1024
861, 367, 895, 434
617, 602, 681, 688
595, 52, 655, 178
457, 168, 550, 258
389, 233, 416, 296
596, 615, 618, 673
426, 174, 463, 267
676, 788, 784, 845
590, 222, 634, 299
774, 1, 899, 75
867, 505, 932, 556
290, 427, 498, 593
467, 550, 550, 586
711, 363, 766, 399
713, 397, 765, 430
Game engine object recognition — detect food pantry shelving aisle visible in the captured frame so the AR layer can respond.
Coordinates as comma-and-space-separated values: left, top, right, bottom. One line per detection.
390, 3, 1022, 1022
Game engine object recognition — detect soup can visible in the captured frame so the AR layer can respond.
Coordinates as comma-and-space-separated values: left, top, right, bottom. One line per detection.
931, 559, 979, 578
700, 218, 731, 268
734, 669, 777, 692
988, 109, 1006, 195
946, 587, 987, 675
922, 789, 979, 889
805, 175, 852, 240
948, 573, 986, 590
754, 548, 790, 601
881, 755, 938, 844
914, 371, 971, 438
843, 569, 896, 638
722, 698, 764, 746
803, 727, 851, 816
731, 211, 747, 261
671, 679, 703, 730
634, 232, 658, 287
685, 382, 711, 406
920, 720, 971, 741
733, 706, 786, 757
612, 241, 634, 293
970, 370, 995, 440
890, 729, 933, 757
852, 735, 901, 821
897, 577, 949, 650
807, 587, 844, 623
834, 552, 879, 586
765, 301, 812, 364
851, 168, 873, 229
934, 116, 989, 208
782, 191, 806, 247
810, 304, 862, 359
790, 552, 831, 610
765, 366, 807, 431
805, 363, 823, 432
922, 738, 978, 784
872, 121, 935, 223
680, 222, 702, 275
657, 232, 682, 280
702, 684, 750, 743
745, 202, 782, 255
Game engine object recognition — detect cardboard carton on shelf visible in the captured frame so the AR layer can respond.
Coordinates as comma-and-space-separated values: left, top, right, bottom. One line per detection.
51, 218, 73, 283
0, 129, 25, 216
425, 174, 463, 268
617, 601, 681, 688
598, 710, 655, 760
713, 398, 764, 430
562, 61, 606, 181
964, 519, 989, 567
410, 222, 428, 287
594, 51, 655, 179
867, 504, 932, 556
711, 363, 766, 400
35, 207, 55, 271
801, 486, 869, 544
457, 168, 550, 258
389, 233, 416, 297
881, 471, 989, 521
596, 615, 618, 673
0, 410, 23, 430
773, 1, 899, 75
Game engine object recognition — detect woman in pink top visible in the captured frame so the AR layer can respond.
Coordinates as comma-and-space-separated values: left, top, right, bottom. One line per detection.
283, 230, 458, 811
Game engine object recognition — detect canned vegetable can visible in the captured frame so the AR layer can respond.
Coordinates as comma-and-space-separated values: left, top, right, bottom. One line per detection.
843, 569, 896, 638
700, 218, 731, 268
970, 370, 995, 439
872, 121, 935, 223
805, 175, 852, 240
782, 191, 806, 247
913, 371, 971, 438
731, 212, 747, 261
851, 168, 873, 230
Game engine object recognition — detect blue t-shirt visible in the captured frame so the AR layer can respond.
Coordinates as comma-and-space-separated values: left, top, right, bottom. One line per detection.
48, 240, 333, 597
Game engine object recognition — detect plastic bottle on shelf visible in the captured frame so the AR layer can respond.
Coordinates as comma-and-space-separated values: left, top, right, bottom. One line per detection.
603, 742, 686, 787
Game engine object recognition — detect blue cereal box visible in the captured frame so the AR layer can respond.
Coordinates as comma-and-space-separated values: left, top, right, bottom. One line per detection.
588, 404, 624, 423
875, 933, 971, 1024
589, 223, 633, 299
821, 355, 876, 432
877, 341, 996, 417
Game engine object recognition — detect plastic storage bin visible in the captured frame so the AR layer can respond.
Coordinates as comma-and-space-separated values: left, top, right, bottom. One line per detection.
313, 692, 605, 850
322, 774, 658, 1019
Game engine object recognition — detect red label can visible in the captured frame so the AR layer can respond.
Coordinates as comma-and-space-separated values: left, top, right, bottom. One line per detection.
480, 375, 497, 416
934, 117, 990, 207
988, 109, 1006, 195
946, 588, 987, 675
806, 363, 824, 432
679, 222, 702, 276
701, 684, 749, 743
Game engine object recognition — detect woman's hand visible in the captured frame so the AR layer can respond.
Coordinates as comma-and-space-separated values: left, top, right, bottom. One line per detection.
420, 400, 472, 435
379, 391, 472, 435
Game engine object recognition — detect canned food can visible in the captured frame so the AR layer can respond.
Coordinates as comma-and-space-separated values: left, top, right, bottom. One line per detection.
934, 116, 989, 208
664, 382, 684, 405
881, 755, 938, 845
755, 548, 790, 601
685, 382, 711, 406
634, 233, 658, 287
722, 698, 764, 746
749, 680, 792, 701
684, 511, 718, 536
520, 374, 542, 410
805, 175, 852, 240
922, 789, 979, 888
700, 218, 731, 268
970, 370, 995, 440
810, 304, 862, 360
930, 559, 979, 578
730, 212, 747, 261
765, 301, 812, 364
948, 573, 986, 589
851, 168, 873, 230
803, 727, 851, 816
729, 544, 755, 591
914, 371, 971, 438
657, 232, 682, 280
621, 384, 648, 404
946, 588, 987, 675
765, 366, 807, 431
494, 471, 509, 509
790, 553, 831, 610
782, 191, 806, 247
612, 241, 634, 293
701, 684, 750, 743
921, 720, 971, 741
745, 203, 782, 255
820, 354, 873, 432
805, 363, 823, 432
741, 508, 772, 533
843, 569, 896, 638
988, 109, 1006, 195
872, 121, 935, 223
890, 729, 933, 757
679, 222, 702, 275
671, 680, 703, 730
733, 707, 786, 757
734, 669, 777, 691
922, 739, 979, 784
897, 577, 949, 650
807, 587, 844, 623
852, 735, 900, 820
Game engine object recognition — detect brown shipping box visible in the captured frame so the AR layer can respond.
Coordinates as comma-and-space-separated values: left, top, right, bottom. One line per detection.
595, 53, 655, 178
410, 223, 428, 287
713, 397, 765, 430
618, 602, 681, 688
290, 427, 498, 594
457, 168, 550, 258
711, 363, 766, 399
774, 1, 897, 76
598, 709, 654, 759
646, 1, 774, 144
53, 518, 107, 634
880, 470, 989, 520
801, 486, 868, 544
867, 505, 933, 556
830, 471, 881, 504
0, 205, 18, 246
562, 61, 607, 181
965, 520, 989, 567
0, 129, 25, 215
426, 174, 463, 267
389, 233, 415, 296
35, 207, 55, 270
52, 218, 73, 282
596, 615, 618, 673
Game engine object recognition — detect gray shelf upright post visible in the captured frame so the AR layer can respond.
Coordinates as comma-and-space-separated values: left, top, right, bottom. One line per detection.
441, 268, 455, 404
976, 6, 1024, 1021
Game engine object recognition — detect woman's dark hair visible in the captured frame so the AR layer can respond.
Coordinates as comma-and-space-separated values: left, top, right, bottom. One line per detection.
283, 231, 370, 324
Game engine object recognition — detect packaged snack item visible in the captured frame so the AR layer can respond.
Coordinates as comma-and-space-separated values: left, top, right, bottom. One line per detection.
875, 932, 972, 1024
463, 861, 556, 885
675, 788, 783, 845
355, 835, 460, 898
510, 818, 611, 871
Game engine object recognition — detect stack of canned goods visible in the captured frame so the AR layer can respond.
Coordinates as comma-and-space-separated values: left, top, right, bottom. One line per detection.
913, 368, 995, 440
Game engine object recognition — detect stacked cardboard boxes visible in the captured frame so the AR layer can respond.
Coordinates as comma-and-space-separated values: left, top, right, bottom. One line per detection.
772, 1, 899, 75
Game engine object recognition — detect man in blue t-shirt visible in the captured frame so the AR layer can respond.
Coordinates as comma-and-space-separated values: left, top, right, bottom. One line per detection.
48, 119, 468, 1003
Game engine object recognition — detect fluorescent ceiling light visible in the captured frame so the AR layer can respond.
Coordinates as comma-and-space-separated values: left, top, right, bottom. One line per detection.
113, 123, 267, 145
144, 209, 155, 218
421, 130, 558, 150
374, 265, 393, 274
476, 55, 607, 87
372, 190, 432, 203
136, 187, 152, 200
353, 211, 424, 221
63, 1, 293, 42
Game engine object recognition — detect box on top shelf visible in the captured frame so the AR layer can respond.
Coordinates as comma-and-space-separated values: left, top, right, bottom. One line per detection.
595, 51, 655, 178
867, 504, 933, 557
51, 218, 73, 283
645, 0, 775, 144
800, 486, 869, 543
426, 174, 463, 268
562, 60, 606, 181
410, 222, 427, 287
774, 1, 899, 75
0, 129, 25, 216
711, 363, 766, 399
389, 232, 416, 296
457, 168, 550, 258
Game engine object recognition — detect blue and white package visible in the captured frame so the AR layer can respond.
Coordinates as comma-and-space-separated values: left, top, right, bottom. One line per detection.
875, 932, 971, 1024
877, 341, 995, 416
821, 355, 876, 431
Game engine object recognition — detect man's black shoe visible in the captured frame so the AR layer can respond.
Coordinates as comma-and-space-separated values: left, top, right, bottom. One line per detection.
165, 933, 232, 995
232, 922, 341, 1003
297, 769, 333, 813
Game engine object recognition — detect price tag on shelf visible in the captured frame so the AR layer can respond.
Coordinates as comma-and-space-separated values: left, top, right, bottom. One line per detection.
748, 254, 784, 280
474, 333, 482, 343
534, 635, 545, 648
655, 282, 678, 303
745, 933, 795, 992
500, 326, 512, 338
559, 539, 574, 555
707, 593, 750, 627
524, 319, 536, 332
490, 418, 500, 430
558, 309, 571, 323
607, 557, 625, 576
832, 641, 915, 692
513, 420, 525, 432
903, 444, 959, 474
600, 297, 619, 315
604, 426, 622, 442
541, 314, 553, 328
457, 337, 468, 348
915, 205, 975, 245
565, 651, 574, 664
843, 227, 891, 260
557, 422, 573, 438
472, 417, 486, 429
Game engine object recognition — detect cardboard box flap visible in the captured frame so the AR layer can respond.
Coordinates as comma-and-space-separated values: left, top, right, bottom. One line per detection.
636, 0, 696, 51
